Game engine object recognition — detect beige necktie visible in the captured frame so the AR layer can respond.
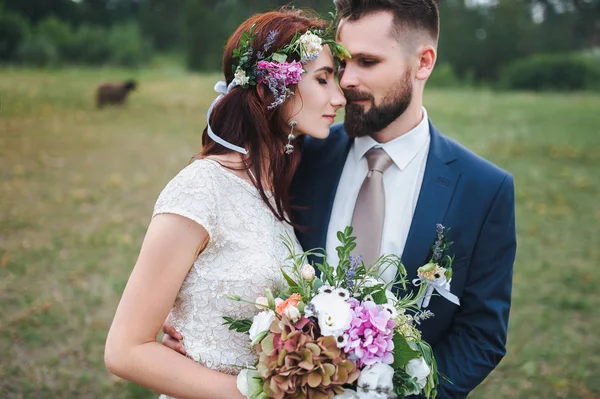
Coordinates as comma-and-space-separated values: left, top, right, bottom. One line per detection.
351, 147, 393, 266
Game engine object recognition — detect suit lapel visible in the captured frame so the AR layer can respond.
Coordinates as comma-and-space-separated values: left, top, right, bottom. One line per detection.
400, 122, 461, 281
312, 137, 353, 252
294, 130, 353, 261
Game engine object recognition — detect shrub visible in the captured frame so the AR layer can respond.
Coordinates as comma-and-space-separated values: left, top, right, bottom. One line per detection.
501, 53, 600, 91
108, 23, 152, 67
70, 24, 112, 65
16, 35, 59, 67
0, 8, 31, 62
428, 63, 460, 88
36, 16, 72, 63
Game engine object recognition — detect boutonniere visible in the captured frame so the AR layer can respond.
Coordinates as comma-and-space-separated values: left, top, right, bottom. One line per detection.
413, 224, 461, 308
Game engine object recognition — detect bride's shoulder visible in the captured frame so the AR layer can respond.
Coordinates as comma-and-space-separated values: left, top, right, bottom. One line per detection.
174, 157, 221, 180
159, 159, 222, 197
164, 155, 252, 195
154, 158, 222, 235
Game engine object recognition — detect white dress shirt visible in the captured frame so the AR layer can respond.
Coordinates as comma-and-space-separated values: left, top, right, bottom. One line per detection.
326, 107, 431, 283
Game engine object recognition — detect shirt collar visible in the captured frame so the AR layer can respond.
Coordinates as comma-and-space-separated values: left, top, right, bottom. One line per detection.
353, 107, 430, 171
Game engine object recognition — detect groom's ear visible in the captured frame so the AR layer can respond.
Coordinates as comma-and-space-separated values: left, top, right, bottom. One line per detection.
415, 44, 437, 81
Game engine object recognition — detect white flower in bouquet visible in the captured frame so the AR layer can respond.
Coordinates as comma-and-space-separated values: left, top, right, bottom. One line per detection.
357, 363, 395, 398
334, 287, 351, 300
358, 277, 388, 297
334, 389, 360, 399
283, 304, 301, 323
381, 303, 398, 319
357, 277, 398, 318
363, 294, 374, 302
305, 292, 352, 339
254, 296, 269, 309
360, 276, 382, 289
382, 290, 399, 318
385, 289, 398, 305
236, 368, 263, 399
301, 264, 315, 281
248, 310, 275, 344
406, 356, 431, 394
318, 285, 336, 295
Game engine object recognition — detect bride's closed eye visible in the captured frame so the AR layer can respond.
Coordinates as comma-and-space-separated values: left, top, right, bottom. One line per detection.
317, 77, 327, 84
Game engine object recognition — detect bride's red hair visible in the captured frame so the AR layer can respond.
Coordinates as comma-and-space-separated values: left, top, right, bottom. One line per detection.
200, 9, 327, 225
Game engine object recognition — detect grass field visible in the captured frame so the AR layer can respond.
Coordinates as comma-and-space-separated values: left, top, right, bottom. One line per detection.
1, 64, 599, 399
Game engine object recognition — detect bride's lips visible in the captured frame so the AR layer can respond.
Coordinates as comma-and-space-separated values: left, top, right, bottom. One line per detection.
323, 115, 336, 124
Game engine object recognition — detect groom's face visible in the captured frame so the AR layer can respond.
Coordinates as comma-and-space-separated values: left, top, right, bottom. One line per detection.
337, 11, 414, 138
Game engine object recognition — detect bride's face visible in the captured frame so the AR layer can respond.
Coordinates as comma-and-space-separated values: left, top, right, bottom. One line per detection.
281, 45, 346, 139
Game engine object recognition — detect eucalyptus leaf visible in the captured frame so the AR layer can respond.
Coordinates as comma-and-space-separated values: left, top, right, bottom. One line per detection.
392, 333, 420, 369
251, 330, 269, 346
372, 290, 388, 305
222, 317, 252, 333
312, 278, 324, 293
280, 268, 299, 289
272, 53, 287, 64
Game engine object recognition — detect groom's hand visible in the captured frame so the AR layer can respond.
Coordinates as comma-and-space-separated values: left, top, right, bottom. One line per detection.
161, 318, 186, 355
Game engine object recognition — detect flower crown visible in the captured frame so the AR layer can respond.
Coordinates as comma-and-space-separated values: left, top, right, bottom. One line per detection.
231, 23, 350, 109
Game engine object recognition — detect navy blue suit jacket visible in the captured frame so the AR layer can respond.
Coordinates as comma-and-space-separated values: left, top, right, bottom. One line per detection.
291, 122, 516, 398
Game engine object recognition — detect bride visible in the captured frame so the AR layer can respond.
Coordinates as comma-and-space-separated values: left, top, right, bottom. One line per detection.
104, 8, 347, 399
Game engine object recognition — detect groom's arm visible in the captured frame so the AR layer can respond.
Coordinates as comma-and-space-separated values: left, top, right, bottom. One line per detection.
433, 174, 517, 398
162, 318, 187, 355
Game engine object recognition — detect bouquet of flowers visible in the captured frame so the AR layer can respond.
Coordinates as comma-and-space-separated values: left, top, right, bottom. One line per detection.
224, 224, 459, 399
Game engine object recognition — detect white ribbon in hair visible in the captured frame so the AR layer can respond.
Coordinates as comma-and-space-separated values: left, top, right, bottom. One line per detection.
206, 81, 248, 155
412, 275, 460, 308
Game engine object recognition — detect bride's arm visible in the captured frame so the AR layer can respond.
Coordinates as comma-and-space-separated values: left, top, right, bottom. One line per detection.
105, 213, 245, 399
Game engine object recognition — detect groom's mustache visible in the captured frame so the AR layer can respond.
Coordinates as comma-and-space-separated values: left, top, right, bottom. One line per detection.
343, 89, 374, 105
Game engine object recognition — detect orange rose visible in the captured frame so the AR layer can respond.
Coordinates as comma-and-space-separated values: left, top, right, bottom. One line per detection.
276, 293, 301, 315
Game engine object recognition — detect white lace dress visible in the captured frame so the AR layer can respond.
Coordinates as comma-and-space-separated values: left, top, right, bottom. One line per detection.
153, 159, 301, 399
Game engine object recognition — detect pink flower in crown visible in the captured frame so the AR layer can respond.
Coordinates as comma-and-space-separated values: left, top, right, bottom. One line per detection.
343, 298, 396, 368
256, 60, 304, 109
256, 60, 304, 87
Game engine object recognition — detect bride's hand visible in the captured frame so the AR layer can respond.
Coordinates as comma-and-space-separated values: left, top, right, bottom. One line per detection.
161, 318, 186, 355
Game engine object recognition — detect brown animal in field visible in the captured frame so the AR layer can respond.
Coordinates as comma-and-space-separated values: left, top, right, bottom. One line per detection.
96, 80, 137, 108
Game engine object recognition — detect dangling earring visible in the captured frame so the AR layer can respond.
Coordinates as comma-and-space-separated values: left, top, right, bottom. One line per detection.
285, 120, 297, 155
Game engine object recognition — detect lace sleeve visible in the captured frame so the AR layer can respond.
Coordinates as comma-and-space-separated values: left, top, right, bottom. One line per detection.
153, 160, 219, 238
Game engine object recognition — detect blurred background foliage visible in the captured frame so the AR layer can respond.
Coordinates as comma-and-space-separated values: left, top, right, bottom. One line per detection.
0, 0, 599, 90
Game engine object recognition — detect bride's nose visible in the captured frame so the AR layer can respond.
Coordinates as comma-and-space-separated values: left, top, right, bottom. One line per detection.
331, 86, 346, 109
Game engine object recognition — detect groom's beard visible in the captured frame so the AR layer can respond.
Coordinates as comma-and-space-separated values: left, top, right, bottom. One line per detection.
343, 70, 412, 138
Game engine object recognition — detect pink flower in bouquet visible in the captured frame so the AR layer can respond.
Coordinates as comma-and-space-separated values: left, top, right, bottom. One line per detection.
276, 293, 301, 316
257, 316, 359, 399
344, 298, 396, 367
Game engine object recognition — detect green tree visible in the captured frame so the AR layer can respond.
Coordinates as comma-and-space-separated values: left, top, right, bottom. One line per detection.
139, 0, 185, 51
478, 0, 536, 80
0, 7, 31, 62
0, 0, 79, 24
184, 0, 251, 71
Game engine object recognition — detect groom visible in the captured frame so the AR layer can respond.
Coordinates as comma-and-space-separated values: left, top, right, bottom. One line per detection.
291, 0, 516, 397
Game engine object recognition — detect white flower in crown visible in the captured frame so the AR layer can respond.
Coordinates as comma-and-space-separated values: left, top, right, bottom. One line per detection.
299, 31, 323, 63
233, 67, 249, 87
